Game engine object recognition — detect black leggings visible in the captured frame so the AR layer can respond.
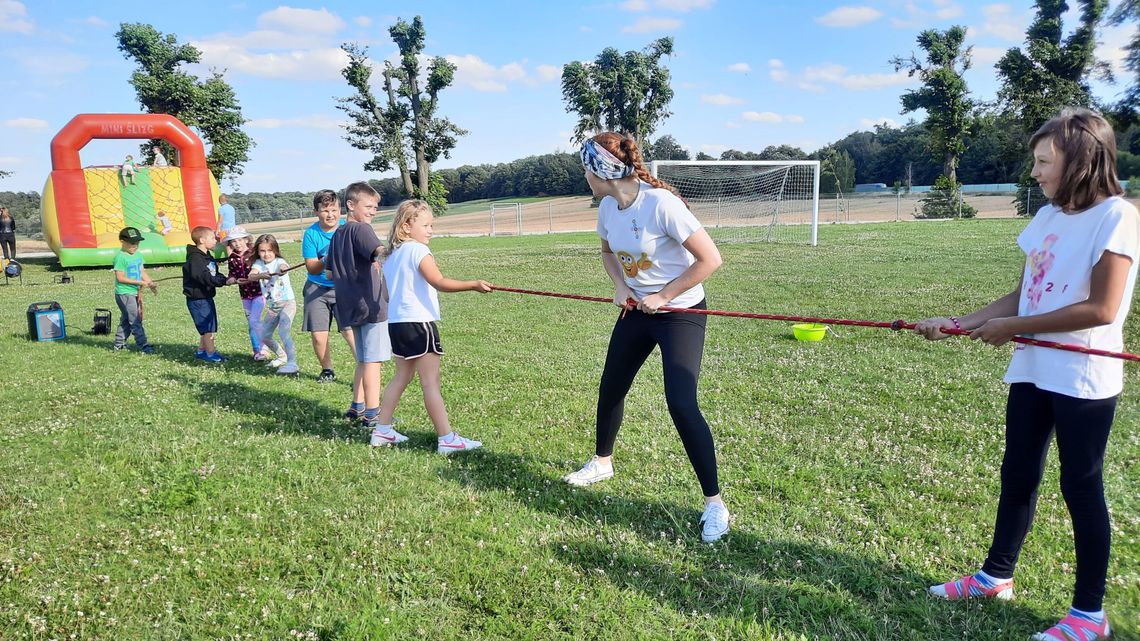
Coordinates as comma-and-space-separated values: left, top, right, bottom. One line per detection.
0, 234, 13, 261
982, 383, 1115, 611
595, 299, 720, 497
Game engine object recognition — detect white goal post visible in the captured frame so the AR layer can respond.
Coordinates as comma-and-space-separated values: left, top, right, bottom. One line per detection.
650, 160, 821, 246
489, 202, 522, 236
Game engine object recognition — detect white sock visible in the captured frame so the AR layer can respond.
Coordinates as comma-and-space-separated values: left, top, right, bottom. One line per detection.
1069, 607, 1105, 624
439, 431, 456, 443
975, 569, 1010, 587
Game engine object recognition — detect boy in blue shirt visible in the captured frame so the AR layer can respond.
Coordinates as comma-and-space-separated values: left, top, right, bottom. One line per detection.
112, 227, 157, 353
302, 189, 356, 383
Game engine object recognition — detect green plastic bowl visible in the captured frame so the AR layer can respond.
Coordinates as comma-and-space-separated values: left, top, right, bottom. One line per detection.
793, 323, 827, 341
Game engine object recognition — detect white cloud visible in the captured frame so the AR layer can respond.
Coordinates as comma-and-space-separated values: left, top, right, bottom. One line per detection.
536, 64, 562, 82
980, 4, 1026, 42
726, 62, 750, 73
725, 121, 740, 129
742, 111, 804, 124
860, 116, 899, 129
621, 0, 650, 10
3, 117, 48, 129
768, 59, 788, 82
701, 93, 744, 105
0, 0, 33, 34
1098, 22, 1133, 78
816, 6, 882, 28
700, 144, 727, 155
83, 16, 108, 27
8, 49, 88, 76
971, 46, 1006, 67
656, 0, 714, 11
353, 16, 372, 27
444, 54, 559, 92
622, 17, 683, 33
789, 63, 912, 91
256, 7, 345, 34
193, 41, 350, 81
580, 25, 592, 32
933, 0, 963, 19
891, 0, 967, 28
247, 115, 346, 130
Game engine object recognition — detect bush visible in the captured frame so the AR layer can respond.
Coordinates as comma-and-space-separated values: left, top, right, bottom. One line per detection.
916, 175, 976, 219
1127, 176, 1140, 198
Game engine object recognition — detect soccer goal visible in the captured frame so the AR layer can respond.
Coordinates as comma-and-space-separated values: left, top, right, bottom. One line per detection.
650, 160, 821, 245
489, 202, 522, 236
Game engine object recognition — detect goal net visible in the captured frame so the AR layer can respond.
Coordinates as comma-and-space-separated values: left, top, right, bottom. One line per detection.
489, 202, 522, 236
650, 161, 820, 245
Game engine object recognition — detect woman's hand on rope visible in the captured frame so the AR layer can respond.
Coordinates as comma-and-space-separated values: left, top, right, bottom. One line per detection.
969, 317, 1018, 347
637, 292, 668, 314
613, 284, 636, 311
914, 317, 957, 340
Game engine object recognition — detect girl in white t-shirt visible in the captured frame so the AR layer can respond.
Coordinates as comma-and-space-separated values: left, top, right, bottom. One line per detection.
916, 108, 1138, 641
371, 200, 491, 454
563, 132, 730, 543
248, 234, 298, 375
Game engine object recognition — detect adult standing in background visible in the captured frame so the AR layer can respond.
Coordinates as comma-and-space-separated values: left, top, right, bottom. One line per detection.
217, 194, 237, 255
0, 207, 16, 262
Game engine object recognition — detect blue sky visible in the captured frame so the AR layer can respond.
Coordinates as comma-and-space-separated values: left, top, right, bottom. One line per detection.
0, 0, 1133, 194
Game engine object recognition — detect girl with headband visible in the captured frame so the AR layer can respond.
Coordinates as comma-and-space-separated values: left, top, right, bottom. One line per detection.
563, 132, 730, 543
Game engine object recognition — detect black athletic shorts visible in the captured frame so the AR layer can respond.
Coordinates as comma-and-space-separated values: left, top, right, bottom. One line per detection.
388, 321, 443, 359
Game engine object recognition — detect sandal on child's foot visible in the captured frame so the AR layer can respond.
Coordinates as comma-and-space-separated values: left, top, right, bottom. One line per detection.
928, 574, 1014, 601
1032, 612, 1110, 641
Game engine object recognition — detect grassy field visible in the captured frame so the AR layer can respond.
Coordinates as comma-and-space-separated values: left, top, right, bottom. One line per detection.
0, 220, 1137, 640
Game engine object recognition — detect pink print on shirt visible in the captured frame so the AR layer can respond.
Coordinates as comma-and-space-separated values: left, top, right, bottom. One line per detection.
1025, 233, 1058, 312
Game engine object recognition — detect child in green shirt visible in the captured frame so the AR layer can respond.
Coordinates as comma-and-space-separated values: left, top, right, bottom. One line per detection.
112, 227, 157, 353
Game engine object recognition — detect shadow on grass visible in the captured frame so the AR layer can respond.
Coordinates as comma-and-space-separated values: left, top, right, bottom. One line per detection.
440, 449, 1055, 641
162, 371, 366, 443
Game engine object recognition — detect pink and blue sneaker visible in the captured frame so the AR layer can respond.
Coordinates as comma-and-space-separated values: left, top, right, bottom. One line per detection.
928, 572, 1014, 601
1033, 609, 1110, 641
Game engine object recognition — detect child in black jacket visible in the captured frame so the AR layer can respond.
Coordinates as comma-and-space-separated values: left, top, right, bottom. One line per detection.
183, 226, 235, 362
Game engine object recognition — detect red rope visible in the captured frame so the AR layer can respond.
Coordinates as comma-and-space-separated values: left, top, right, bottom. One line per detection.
490, 285, 1140, 363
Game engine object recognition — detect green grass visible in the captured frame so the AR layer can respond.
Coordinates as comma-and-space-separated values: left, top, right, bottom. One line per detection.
1, 220, 1137, 640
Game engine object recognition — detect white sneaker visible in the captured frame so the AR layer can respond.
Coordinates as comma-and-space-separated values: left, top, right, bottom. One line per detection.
369, 425, 409, 447
562, 456, 614, 486
700, 502, 730, 542
270, 356, 287, 368
437, 432, 482, 455
276, 362, 299, 375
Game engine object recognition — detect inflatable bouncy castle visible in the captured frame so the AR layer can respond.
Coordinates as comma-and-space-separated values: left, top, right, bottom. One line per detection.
42, 114, 221, 267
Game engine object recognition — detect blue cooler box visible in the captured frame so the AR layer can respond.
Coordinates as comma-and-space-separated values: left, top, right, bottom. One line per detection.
27, 301, 65, 341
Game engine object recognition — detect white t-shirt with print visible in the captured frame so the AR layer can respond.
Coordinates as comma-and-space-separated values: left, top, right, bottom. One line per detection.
251, 257, 295, 308
383, 240, 441, 323
596, 181, 705, 309
1004, 196, 1140, 399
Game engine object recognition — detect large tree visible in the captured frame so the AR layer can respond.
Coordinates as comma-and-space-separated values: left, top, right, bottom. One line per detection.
997, 0, 1107, 134
891, 25, 974, 184
115, 23, 253, 182
338, 43, 415, 197
646, 134, 690, 161
561, 38, 675, 145
339, 16, 466, 210
995, 0, 1108, 213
